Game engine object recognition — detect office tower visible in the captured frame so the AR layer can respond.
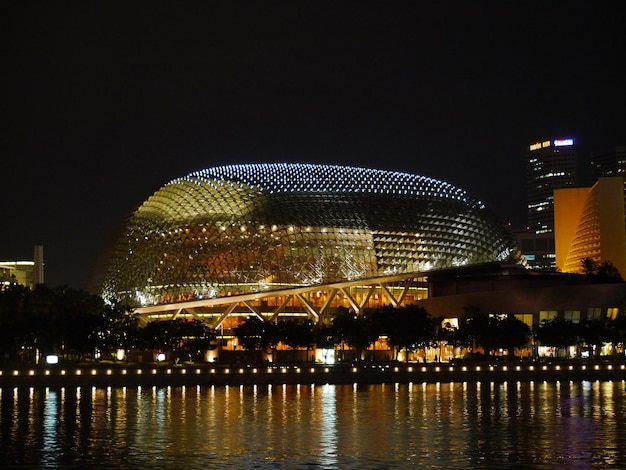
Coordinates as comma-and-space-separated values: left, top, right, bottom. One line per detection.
527, 138, 578, 235
524, 137, 578, 268
590, 145, 626, 180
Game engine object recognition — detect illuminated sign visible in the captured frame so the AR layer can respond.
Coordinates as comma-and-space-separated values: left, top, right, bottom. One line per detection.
553, 138, 574, 147
529, 140, 552, 151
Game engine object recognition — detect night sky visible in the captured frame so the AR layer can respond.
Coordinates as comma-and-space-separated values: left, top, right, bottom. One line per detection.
3, 1, 625, 290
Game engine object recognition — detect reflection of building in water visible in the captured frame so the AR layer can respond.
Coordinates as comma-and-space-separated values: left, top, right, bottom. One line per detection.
0, 245, 44, 291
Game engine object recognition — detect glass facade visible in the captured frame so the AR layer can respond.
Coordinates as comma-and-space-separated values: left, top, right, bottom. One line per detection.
101, 163, 521, 306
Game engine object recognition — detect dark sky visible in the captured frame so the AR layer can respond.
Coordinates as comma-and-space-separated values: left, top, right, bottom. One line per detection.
3, 1, 625, 290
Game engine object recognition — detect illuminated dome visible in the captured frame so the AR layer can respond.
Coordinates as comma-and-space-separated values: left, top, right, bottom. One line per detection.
101, 163, 520, 305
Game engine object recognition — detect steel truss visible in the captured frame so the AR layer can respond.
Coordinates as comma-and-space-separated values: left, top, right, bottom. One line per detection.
134, 273, 428, 329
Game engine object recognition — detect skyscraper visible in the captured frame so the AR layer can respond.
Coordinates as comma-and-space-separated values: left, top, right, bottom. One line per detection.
522, 137, 578, 269
590, 145, 626, 180
527, 138, 578, 234
554, 176, 626, 277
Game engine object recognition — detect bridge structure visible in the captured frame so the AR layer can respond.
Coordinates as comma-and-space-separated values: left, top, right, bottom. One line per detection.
133, 272, 429, 330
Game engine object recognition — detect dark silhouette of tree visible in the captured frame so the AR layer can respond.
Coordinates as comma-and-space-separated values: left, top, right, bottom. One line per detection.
581, 257, 597, 276
534, 317, 579, 358
103, 305, 143, 360
581, 257, 622, 280
579, 319, 611, 358
0, 284, 33, 363
608, 314, 626, 353
0, 284, 134, 363
281, 321, 315, 362
141, 318, 215, 362
494, 314, 532, 360
384, 305, 436, 362
235, 316, 272, 353
597, 261, 622, 280
314, 323, 336, 350
332, 308, 380, 362
437, 317, 469, 357
175, 319, 216, 361
460, 307, 499, 356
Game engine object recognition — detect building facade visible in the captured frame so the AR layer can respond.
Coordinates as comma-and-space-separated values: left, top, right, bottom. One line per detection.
95, 163, 626, 362
0, 245, 44, 291
101, 163, 521, 309
554, 176, 626, 276
525, 138, 578, 268
591, 145, 626, 180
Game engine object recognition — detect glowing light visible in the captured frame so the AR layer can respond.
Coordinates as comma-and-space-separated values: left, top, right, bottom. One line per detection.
45, 354, 59, 365
104, 163, 516, 308
554, 138, 574, 146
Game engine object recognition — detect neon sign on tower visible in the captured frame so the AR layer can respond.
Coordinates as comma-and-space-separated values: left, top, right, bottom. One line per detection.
553, 138, 574, 147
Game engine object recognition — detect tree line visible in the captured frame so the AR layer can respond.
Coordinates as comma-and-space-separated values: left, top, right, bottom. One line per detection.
1, 284, 625, 366
0, 284, 213, 365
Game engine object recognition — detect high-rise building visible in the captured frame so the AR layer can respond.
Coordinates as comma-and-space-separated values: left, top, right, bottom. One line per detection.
527, 138, 578, 235
554, 176, 626, 277
591, 145, 626, 180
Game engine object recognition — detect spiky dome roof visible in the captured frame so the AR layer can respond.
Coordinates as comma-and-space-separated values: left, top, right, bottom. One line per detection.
101, 163, 520, 306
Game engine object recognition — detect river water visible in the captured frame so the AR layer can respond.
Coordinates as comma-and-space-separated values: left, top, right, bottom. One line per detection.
1, 380, 625, 469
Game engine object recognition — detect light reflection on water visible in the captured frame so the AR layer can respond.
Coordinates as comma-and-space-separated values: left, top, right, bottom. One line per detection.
1, 380, 625, 468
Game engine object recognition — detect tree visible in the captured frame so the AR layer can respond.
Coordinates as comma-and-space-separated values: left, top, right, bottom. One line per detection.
608, 314, 626, 354
102, 305, 143, 360
534, 317, 579, 358
581, 257, 597, 276
436, 317, 465, 359
494, 314, 532, 359
597, 261, 622, 280
141, 318, 214, 362
579, 319, 611, 358
281, 321, 315, 362
332, 309, 380, 362
460, 307, 499, 356
384, 305, 436, 362
175, 319, 216, 361
235, 316, 272, 353
581, 257, 622, 280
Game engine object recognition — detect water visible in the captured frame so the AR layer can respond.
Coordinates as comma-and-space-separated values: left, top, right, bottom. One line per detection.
1, 381, 625, 469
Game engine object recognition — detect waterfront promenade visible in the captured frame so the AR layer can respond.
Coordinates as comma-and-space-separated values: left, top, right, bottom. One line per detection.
1, 360, 625, 387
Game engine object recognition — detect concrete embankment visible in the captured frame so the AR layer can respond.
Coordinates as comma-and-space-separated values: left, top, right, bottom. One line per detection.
1, 362, 625, 388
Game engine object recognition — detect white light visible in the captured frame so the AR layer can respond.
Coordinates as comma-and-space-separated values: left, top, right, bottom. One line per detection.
45, 355, 59, 365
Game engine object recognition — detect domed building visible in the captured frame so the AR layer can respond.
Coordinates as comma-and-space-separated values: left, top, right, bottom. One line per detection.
101, 163, 521, 310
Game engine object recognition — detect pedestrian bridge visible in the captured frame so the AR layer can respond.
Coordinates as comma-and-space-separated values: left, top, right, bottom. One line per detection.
133, 273, 428, 328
